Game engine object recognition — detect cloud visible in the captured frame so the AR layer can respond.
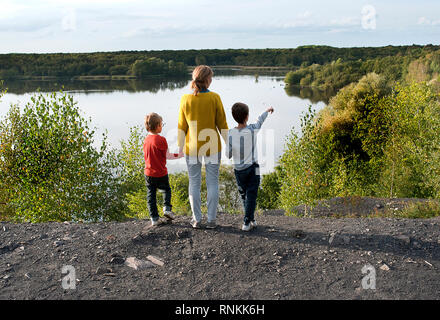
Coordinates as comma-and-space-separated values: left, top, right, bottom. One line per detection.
418, 17, 440, 26
0, 17, 54, 33
0, 1, 57, 33
329, 16, 360, 27
120, 16, 365, 40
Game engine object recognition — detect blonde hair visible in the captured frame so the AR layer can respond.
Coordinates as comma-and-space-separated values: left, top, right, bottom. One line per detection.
144, 112, 162, 132
191, 65, 213, 96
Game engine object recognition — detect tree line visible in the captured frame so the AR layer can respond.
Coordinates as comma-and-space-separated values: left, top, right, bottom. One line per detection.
284, 47, 440, 92
1, 45, 439, 80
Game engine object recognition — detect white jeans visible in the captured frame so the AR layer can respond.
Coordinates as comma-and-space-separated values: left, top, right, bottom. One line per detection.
185, 152, 221, 223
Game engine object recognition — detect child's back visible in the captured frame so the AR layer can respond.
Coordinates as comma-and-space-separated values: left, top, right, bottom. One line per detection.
143, 134, 168, 177
227, 111, 268, 171
227, 103, 274, 231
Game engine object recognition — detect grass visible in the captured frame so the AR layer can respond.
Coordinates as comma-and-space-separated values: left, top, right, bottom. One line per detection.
368, 200, 440, 219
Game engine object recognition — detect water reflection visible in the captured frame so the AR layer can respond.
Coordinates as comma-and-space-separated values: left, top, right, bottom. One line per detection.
284, 85, 335, 104
3, 71, 334, 104
2, 77, 191, 95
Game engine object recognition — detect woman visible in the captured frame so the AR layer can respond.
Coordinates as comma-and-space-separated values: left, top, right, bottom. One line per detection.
177, 65, 228, 229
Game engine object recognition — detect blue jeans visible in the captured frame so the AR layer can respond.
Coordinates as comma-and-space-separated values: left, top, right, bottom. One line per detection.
185, 152, 221, 223
234, 163, 260, 225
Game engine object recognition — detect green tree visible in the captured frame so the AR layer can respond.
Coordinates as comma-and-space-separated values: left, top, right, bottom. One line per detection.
0, 91, 124, 222
130, 58, 168, 78
195, 55, 207, 66
379, 82, 440, 198
109, 65, 129, 75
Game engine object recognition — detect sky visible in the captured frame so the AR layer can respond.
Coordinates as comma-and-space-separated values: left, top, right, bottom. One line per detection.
0, 0, 439, 53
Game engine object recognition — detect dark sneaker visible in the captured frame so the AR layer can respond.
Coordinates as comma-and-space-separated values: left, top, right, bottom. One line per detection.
206, 221, 217, 229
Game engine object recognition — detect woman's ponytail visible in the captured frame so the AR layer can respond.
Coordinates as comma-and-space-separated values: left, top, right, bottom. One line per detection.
191, 65, 213, 96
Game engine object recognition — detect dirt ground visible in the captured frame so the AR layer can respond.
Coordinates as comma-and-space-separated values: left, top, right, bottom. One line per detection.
1, 197, 439, 300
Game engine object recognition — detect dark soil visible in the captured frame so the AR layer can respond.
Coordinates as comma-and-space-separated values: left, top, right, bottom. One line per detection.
1, 197, 440, 300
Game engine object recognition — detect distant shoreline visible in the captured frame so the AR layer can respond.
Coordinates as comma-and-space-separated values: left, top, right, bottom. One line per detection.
3, 66, 291, 82
3, 74, 186, 81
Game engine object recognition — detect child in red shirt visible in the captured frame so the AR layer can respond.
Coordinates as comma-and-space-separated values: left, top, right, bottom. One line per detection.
144, 112, 183, 225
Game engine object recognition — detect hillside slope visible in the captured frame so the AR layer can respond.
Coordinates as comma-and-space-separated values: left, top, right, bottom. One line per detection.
1, 210, 439, 300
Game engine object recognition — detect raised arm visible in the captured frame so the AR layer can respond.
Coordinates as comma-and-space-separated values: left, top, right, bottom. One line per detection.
248, 107, 274, 130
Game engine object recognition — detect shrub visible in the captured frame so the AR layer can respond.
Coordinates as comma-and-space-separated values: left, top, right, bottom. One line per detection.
278, 106, 324, 215
257, 166, 282, 210
398, 200, 440, 219
378, 82, 440, 198
0, 91, 124, 222
0, 82, 13, 221
218, 165, 242, 213
278, 77, 440, 213
169, 172, 191, 214
368, 200, 440, 219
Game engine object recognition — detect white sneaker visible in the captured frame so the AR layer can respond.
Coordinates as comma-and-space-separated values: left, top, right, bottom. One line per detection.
191, 220, 201, 229
242, 223, 251, 231
151, 219, 160, 226
163, 210, 175, 220
251, 220, 257, 229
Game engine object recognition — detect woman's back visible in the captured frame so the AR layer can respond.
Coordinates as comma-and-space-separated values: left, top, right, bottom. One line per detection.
178, 91, 228, 157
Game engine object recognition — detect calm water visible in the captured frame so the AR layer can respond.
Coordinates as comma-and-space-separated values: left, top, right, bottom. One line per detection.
0, 71, 327, 174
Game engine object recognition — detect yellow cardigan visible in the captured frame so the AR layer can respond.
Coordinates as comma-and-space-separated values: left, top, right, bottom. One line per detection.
178, 91, 229, 157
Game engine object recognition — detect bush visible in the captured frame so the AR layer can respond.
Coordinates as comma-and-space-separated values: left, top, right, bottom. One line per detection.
278, 106, 324, 215
257, 167, 282, 210
169, 172, 191, 214
218, 165, 242, 213
0, 91, 124, 222
368, 200, 440, 219
278, 77, 440, 213
398, 200, 440, 219
378, 82, 440, 198
0, 83, 13, 221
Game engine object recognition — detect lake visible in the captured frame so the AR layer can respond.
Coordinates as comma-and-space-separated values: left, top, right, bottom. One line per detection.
0, 69, 327, 174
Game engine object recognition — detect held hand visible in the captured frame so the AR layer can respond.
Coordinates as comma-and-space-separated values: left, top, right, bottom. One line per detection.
266, 106, 274, 114
177, 151, 185, 158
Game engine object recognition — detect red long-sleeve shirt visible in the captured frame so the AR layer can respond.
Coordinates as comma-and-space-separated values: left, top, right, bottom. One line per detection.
143, 134, 168, 177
